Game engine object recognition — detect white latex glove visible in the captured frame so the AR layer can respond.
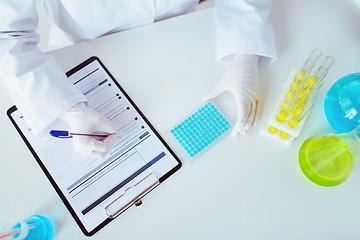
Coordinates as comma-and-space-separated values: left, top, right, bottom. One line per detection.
203, 54, 260, 137
61, 102, 117, 158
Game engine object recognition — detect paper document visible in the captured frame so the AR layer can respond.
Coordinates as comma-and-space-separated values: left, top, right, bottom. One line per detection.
9, 58, 180, 233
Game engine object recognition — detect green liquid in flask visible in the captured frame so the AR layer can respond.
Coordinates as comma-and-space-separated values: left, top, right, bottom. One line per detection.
299, 135, 354, 186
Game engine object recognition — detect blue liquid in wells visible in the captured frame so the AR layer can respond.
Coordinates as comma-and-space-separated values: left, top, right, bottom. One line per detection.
324, 73, 360, 132
171, 102, 231, 157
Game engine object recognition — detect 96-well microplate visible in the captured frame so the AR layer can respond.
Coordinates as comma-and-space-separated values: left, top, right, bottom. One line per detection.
170, 102, 231, 159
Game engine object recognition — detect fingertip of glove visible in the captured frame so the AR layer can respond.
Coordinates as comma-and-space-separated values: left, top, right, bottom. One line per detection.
201, 94, 212, 102
232, 127, 249, 137
91, 150, 106, 159
231, 129, 240, 138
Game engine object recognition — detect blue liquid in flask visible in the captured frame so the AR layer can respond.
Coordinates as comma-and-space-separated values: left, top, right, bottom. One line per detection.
12, 214, 55, 240
324, 73, 360, 132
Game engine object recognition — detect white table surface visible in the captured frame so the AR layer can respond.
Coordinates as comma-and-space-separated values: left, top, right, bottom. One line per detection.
1, 1, 360, 239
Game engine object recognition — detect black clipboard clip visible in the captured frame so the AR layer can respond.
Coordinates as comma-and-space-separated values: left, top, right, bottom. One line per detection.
104, 173, 160, 218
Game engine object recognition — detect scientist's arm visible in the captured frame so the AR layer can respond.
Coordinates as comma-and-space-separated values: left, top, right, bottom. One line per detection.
205, 0, 277, 136
0, 0, 116, 158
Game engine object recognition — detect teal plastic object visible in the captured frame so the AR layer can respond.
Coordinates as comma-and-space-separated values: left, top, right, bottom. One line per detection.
170, 102, 231, 158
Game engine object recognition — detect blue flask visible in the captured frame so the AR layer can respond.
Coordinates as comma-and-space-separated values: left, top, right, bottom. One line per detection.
324, 73, 360, 132
3, 214, 55, 240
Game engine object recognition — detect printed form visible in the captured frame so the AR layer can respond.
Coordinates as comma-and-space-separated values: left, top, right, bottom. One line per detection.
11, 59, 180, 232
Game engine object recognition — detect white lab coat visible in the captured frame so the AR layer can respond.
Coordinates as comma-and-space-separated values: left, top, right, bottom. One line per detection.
0, 0, 276, 136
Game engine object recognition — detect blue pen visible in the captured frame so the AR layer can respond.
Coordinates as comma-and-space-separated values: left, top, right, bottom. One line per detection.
50, 130, 111, 138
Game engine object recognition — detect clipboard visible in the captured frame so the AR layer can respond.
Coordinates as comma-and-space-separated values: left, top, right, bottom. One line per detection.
7, 56, 181, 236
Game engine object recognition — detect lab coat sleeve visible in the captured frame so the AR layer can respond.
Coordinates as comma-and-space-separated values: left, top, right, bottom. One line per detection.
0, 0, 87, 137
215, 0, 277, 64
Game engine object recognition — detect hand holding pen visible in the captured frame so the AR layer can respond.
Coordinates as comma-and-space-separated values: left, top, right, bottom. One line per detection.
56, 102, 117, 158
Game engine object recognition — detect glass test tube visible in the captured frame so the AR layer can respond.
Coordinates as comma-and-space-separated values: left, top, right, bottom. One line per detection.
268, 49, 322, 134
288, 56, 335, 128
275, 49, 322, 123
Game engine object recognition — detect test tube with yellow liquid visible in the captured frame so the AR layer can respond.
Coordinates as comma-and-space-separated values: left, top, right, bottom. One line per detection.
275, 49, 322, 123
288, 68, 327, 128
262, 49, 335, 145
288, 56, 335, 128
267, 49, 322, 136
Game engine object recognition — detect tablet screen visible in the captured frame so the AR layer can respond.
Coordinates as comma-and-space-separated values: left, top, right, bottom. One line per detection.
8, 57, 181, 236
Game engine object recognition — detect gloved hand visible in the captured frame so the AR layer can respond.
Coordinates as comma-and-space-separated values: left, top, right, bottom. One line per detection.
61, 102, 117, 158
203, 54, 260, 137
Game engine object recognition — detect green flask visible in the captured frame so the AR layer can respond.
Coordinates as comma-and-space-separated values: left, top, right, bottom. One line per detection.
299, 126, 360, 186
